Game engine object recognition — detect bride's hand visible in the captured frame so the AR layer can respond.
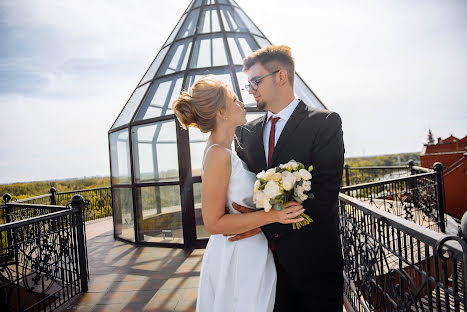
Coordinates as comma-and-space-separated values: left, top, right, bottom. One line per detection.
270, 201, 305, 224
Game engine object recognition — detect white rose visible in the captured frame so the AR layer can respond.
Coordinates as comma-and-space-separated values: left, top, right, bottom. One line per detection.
302, 180, 311, 191
254, 179, 261, 191
263, 180, 281, 199
295, 185, 309, 202
292, 171, 302, 182
290, 161, 299, 170
281, 171, 296, 191
256, 170, 266, 180
299, 169, 312, 180
266, 168, 276, 175
263, 168, 277, 181
254, 190, 265, 207
255, 191, 272, 212
280, 162, 292, 171
262, 197, 272, 212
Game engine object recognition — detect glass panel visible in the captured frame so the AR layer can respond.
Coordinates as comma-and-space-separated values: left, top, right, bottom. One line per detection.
135, 74, 184, 120
253, 35, 271, 48
165, 14, 187, 48
177, 9, 200, 39
234, 8, 262, 35
185, 68, 234, 91
113, 187, 134, 241
235, 68, 255, 106
199, 7, 221, 34
189, 127, 209, 177
294, 74, 325, 109
192, 0, 203, 8
219, 6, 247, 33
112, 83, 150, 129
110, 129, 131, 185
193, 182, 209, 239
136, 185, 183, 244
205, 0, 215, 5
190, 35, 228, 68
158, 39, 192, 76
229, 0, 239, 6
133, 120, 179, 183
217, 0, 228, 4
227, 34, 258, 65
220, 6, 261, 35
139, 46, 170, 86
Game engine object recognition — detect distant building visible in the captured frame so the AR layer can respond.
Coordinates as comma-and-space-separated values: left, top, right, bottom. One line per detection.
420, 133, 467, 219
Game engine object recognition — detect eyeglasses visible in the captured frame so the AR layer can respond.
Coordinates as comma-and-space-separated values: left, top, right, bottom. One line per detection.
245, 70, 280, 91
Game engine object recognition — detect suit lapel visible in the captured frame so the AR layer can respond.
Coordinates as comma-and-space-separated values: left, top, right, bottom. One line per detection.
253, 114, 268, 171
269, 101, 308, 167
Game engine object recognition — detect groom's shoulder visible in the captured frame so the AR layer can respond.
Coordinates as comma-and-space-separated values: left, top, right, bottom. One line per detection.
301, 102, 342, 126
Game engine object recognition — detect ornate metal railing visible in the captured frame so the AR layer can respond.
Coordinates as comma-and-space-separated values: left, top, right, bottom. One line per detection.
55, 187, 112, 222
2, 186, 112, 223
14, 194, 52, 205
339, 193, 466, 311
0, 195, 88, 311
343, 164, 412, 187
340, 164, 446, 233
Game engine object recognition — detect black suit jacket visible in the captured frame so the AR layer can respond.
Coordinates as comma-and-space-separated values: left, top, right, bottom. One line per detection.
235, 100, 344, 277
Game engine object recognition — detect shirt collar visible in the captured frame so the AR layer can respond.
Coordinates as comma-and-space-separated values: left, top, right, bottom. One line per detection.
266, 97, 300, 122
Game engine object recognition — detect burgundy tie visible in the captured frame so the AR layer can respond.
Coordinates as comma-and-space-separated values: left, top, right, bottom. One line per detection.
268, 117, 280, 166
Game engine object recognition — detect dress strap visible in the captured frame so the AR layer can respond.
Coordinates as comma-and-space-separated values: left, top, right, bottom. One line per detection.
202, 144, 231, 172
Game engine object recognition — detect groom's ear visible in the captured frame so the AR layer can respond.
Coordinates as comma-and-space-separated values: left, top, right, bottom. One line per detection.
278, 69, 289, 87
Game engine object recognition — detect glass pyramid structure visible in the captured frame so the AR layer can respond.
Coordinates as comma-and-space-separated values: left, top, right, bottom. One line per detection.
108, 0, 326, 247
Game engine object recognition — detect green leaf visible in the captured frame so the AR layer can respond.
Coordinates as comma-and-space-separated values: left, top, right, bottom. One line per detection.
307, 192, 315, 199
259, 178, 266, 185
273, 203, 284, 211
297, 163, 305, 170
275, 167, 281, 173
308, 165, 314, 172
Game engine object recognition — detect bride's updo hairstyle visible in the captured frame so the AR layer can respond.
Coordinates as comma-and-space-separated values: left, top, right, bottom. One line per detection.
172, 75, 229, 133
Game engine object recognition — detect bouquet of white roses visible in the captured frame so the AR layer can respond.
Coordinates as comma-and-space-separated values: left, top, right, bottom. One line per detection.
253, 160, 314, 230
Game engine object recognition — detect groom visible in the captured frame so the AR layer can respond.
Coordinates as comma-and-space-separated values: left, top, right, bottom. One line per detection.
232, 45, 345, 311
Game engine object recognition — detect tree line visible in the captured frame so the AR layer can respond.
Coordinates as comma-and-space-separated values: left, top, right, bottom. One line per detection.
1, 152, 420, 200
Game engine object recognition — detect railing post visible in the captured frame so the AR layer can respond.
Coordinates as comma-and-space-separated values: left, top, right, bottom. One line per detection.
49, 187, 57, 205
2, 194, 14, 260
71, 194, 88, 292
408, 159, 414, 175
434, 162, 446, 233
344, 164, 350, 186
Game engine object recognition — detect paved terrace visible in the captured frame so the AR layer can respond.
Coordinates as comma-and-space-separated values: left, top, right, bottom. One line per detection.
59, 218, 349, 312
58, 218, 202, 312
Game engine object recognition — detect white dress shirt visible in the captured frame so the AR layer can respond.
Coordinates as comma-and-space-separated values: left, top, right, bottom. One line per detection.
263, 97, 300, 165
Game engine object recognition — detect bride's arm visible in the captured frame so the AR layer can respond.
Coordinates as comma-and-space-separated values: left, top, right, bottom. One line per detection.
202, 145, 304, 235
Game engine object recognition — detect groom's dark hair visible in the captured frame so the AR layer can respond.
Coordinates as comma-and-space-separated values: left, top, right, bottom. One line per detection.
243, 45, 295, 86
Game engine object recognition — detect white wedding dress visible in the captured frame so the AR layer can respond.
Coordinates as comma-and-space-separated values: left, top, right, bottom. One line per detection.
196, 144, 277, 312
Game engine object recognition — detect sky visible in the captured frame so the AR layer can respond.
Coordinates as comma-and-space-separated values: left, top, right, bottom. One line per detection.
0, 0, 466, 184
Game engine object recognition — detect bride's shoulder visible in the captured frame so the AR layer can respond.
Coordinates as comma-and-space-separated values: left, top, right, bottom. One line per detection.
203, 145, 231, 169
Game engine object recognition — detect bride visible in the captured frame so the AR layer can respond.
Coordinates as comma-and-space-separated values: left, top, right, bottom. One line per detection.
172, 75, 304, 312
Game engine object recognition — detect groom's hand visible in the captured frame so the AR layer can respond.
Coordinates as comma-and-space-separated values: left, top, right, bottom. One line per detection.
232, 202, 255, 214
224, 203, 260, 241
228, 227, 261, 242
